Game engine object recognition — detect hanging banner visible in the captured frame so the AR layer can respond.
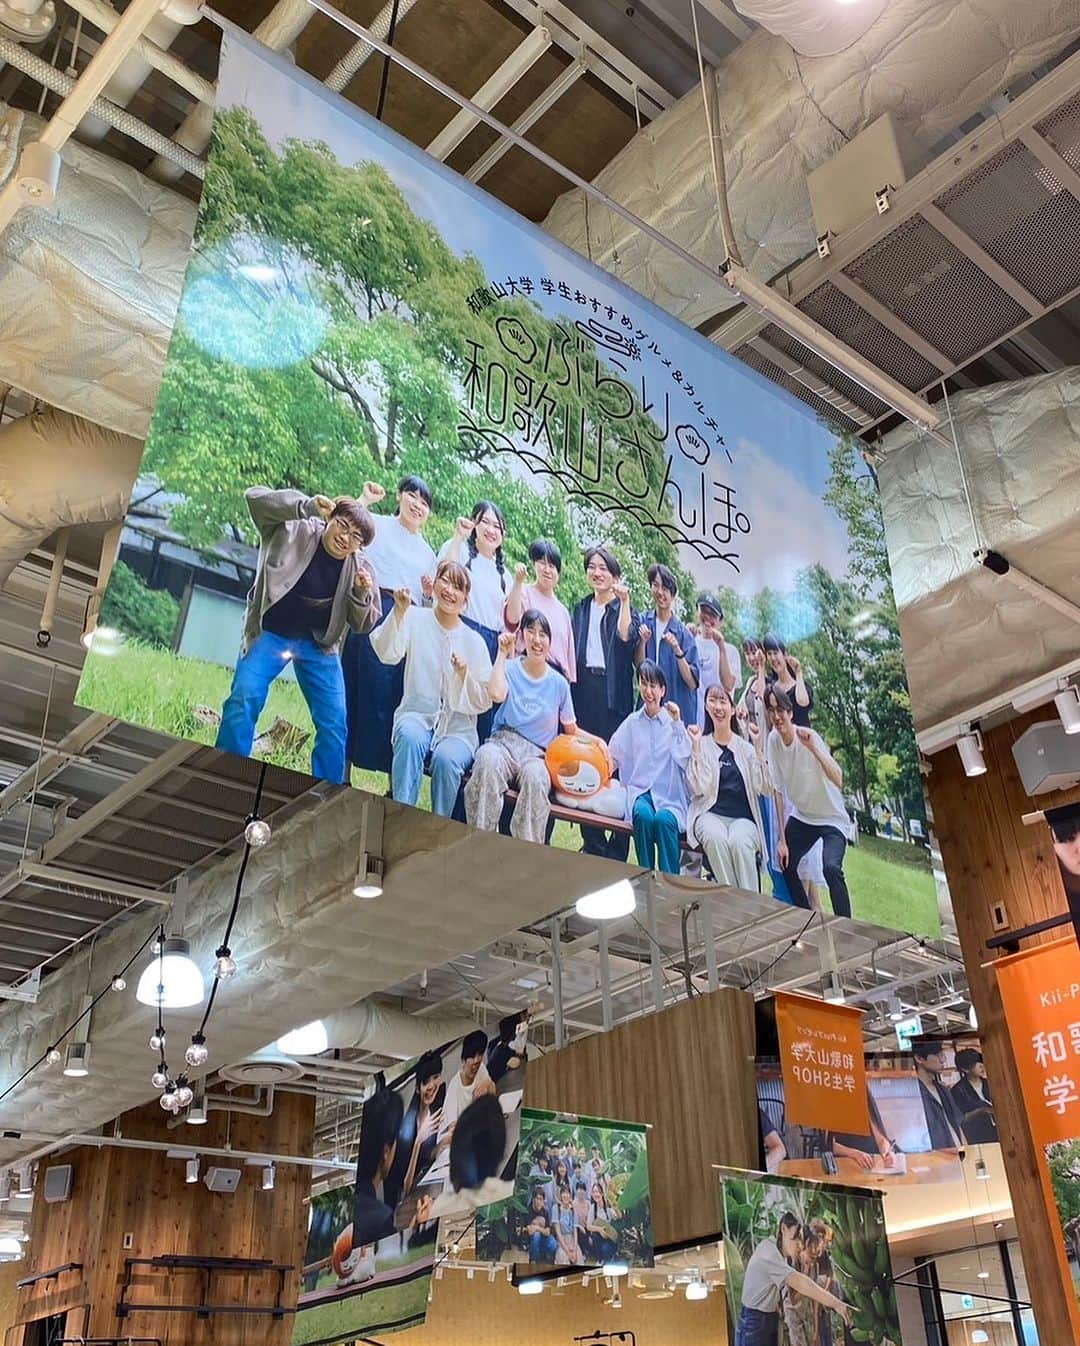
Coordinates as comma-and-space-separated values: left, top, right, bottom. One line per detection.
73, 22, 944, 939
775, 992, 869, 1137
996, 937, 1080, 1333
720, 1168, 901, 1346
475, 1108, 653, 1269
909, 1032, 996, 1148
295, 1018, 528, 1344
1047, 803, 1080, 945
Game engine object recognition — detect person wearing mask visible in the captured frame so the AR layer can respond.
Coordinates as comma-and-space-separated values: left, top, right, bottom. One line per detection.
344, 476, 437, 777
912, 1041, 965, 1151
609, 661, 691, 875
634, 564, 700, 724
216, 488, 379, 785
525, 1187, 558, 1264
437, 1030, 495, 1151
570, 546, 637, 860
504, 539, 576, 681
372, 561, 493, 817
763, 633, 813, 726
950, 1048, 997, 1145
764, 687, 852, 918
686, 683, 770, 891
736, 1213, 851, 1346
465, 614, 578, 844
439, 501, 510, 744
737, 639, 791, 902
693, 594, 742, 718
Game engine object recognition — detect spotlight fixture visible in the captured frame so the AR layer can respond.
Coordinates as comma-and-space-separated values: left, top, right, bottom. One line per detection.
974, 1158, 990, 1180
185, 1034, 209, 1068
214, 947, 238, 980
111, 975, 127, 992
956, 728, 986, 778
185, 1157, 200, 1184
575, 878, 636, 921
823, 974, 845, 1005
136, 938, 205, 1009
276, 1020, 329, 1056
1055, 685, 1080, 735
887, 995, 904, 1023
517, 1279, 544, 1296
977, 1271, 990, 1280
63, 1042, 91, 1078
0, 1235, 24, 1262
187, 1100, 208, 1126
602, 1260, 630, 1277
45, 1047, 62, 1066
352, 852, 385, 899
244, 816, 272, 848
685, 1279, 708, 1301
16, 1167, 33, 1198
262, 1163, 276, 1191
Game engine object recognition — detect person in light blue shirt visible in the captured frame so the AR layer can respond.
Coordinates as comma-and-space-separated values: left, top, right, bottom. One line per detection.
465, 610, 580, 844
634, 563, 700, 724
608, 660, 692, 874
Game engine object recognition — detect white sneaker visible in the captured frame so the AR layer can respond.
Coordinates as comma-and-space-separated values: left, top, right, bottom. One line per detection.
339, 1247, 376, 1285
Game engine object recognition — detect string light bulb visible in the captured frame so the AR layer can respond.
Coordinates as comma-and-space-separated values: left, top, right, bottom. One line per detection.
244, 816, 271, 848
185, 1034, 209, 1068
46, 1047, 62, 1066
214, 947, 238, 980
149, 1028, 166, 1052
152, 1068, 170, 1090
111, 974, 127, 992
160, 1085, 180, 1112
175, 1079, 194, 1109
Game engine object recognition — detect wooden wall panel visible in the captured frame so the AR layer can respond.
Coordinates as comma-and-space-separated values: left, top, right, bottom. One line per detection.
13, 1090, 314, 1346
925, 709, 1080, 1345
526, 988, 757, 1247
397, 1264, 728, 1345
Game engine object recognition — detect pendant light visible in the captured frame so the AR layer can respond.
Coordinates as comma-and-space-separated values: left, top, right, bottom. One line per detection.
136, 938, 205, 1010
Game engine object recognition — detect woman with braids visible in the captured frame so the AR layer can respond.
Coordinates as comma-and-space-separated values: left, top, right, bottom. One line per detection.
439, 500, 509, 744
343, 476, 437, 778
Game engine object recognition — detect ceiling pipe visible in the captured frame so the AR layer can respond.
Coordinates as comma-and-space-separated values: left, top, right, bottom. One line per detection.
63, 0, 215, 106
323, 0, 425, 94
75, 8, 188, 144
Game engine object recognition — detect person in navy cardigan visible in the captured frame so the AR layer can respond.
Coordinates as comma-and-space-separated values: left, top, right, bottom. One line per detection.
634, 563, 700, 724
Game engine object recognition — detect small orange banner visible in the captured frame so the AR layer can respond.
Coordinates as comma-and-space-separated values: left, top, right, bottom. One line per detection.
996, 936, 1080, 1147
775, 990, 869, 1136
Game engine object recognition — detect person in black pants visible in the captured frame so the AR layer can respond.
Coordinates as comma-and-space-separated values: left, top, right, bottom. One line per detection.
569, 546, 637, 861
950, 1048, 997, 1144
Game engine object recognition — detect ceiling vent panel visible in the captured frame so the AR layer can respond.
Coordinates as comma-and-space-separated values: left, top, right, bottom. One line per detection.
798, 281, 941, 392
1037, 92, 1080, 175
734, 345, 863, 434
757, 323, 891, 420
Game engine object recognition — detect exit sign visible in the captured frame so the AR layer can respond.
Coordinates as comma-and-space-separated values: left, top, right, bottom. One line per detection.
894, 1015, 924, 1050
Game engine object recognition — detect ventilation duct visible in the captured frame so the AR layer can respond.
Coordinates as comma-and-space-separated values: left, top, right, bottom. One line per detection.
542, 0, 1080, 330
0, 405, 143, 586
318, 1000, 478, 1060
877, 365, 1080, 731
729, 0, 889, 58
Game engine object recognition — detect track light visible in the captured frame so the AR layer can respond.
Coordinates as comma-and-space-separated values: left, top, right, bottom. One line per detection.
956, 729, 986, 778
887, 995, 904, 1023
576, 878, 635, 921
823, 974, 845, 1004
518, 1279, 544, 1295
276, 1021, 329, 1056
244, 816, 271, 848
1055, 686, 1080, 735
353, 852, 385, 899
63, 1042, 91, 1077
262, 1163, 276, 1191
603, 1260, 629, 1277
186, 1157, 200, 1184
187, 1100, 208, 1125
136, 938, 205, 1009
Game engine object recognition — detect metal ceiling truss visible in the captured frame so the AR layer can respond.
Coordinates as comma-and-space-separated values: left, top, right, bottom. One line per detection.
713, 47, 1080, 436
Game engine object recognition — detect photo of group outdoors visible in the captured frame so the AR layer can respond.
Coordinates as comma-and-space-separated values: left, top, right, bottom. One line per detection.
475, 1109, 653, 1269
1044, 1135, 1080, 1309
757, 1039, 997, 1189
721, 1170, 901, 1346
75, 30, 941, 938
295, 1013, 529, 1344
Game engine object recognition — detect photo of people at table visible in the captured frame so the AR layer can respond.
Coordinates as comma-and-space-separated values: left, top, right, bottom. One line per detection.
756, 1049, 998, 1191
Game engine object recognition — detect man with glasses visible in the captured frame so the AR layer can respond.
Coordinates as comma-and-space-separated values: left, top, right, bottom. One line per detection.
216, 487, 380, 783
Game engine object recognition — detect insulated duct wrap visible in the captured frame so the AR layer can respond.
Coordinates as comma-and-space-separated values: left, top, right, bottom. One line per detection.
0, 405, 143, 585
543, 0, 1080, 329
877, 366, 1080, 730
320, 1000, 478, 1058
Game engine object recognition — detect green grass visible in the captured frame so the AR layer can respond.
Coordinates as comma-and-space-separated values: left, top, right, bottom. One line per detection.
292, 1275, 429, 1344
78, 640, 940, 935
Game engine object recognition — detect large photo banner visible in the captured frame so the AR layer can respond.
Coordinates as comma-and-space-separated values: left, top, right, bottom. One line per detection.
720, 1168, 901, 1346
74, 25, 941, 937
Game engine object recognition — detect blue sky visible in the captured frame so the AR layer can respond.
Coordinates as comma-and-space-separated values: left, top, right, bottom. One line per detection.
214, 28, 851, 600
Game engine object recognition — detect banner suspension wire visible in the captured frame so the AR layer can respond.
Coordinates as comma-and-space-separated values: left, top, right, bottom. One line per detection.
202, 1, 939, 434
689, 0, 742, 269
939, 377, 982, 556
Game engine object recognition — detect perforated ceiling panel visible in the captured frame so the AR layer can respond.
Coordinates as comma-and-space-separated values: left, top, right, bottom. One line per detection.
735, 345, 863, 434
798, 281, 942, 392
757, 323, 891, 421
1037, 91, 1080, 172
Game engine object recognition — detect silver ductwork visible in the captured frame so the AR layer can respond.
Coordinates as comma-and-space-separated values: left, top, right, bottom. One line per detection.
319, 999, 477, 1059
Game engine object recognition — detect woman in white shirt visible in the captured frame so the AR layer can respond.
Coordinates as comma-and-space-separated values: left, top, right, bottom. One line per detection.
371, 559, 492, 818
735, 1213, 850, 1346
439, 500, 510, 744
686, 684, 771, 892
344, 475, 437, 778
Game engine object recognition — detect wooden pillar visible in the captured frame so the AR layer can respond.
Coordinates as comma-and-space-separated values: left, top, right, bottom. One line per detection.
925, 709, 1080, 1343
525, 987, 757, 1247
13, 1090, 315, 1346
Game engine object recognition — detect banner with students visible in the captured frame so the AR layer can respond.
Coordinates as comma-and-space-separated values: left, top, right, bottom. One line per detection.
475, 1108, 653, 1269
720, 1169, 901, 1346
295, 1017, 528, 1343
74, 24, 944, 939
1047, 803, 1080, 946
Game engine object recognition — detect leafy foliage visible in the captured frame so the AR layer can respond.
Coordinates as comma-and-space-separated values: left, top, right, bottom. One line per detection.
100, 561, 180, 648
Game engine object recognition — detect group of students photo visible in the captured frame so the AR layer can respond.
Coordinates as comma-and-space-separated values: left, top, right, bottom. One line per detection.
521, 1141, 624, 1267
216, 475, 856, 914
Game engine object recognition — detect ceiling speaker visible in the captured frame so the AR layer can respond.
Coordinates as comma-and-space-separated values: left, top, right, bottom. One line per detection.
43, 1164, 72, 1203
203, 1167, 241, 1193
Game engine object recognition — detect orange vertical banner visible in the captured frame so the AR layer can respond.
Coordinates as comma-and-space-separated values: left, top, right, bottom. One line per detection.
774, 990, 869, 1135
996, 936, 1080, 1335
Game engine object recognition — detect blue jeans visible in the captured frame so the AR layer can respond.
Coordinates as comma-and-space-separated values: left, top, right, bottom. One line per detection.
217, 632, 347, 784
632, 791, 681, 874
736, 1305, 779, 1346
391, 717, 474, 818
528, 1231, 557, 1263
760, 794, 792, 903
